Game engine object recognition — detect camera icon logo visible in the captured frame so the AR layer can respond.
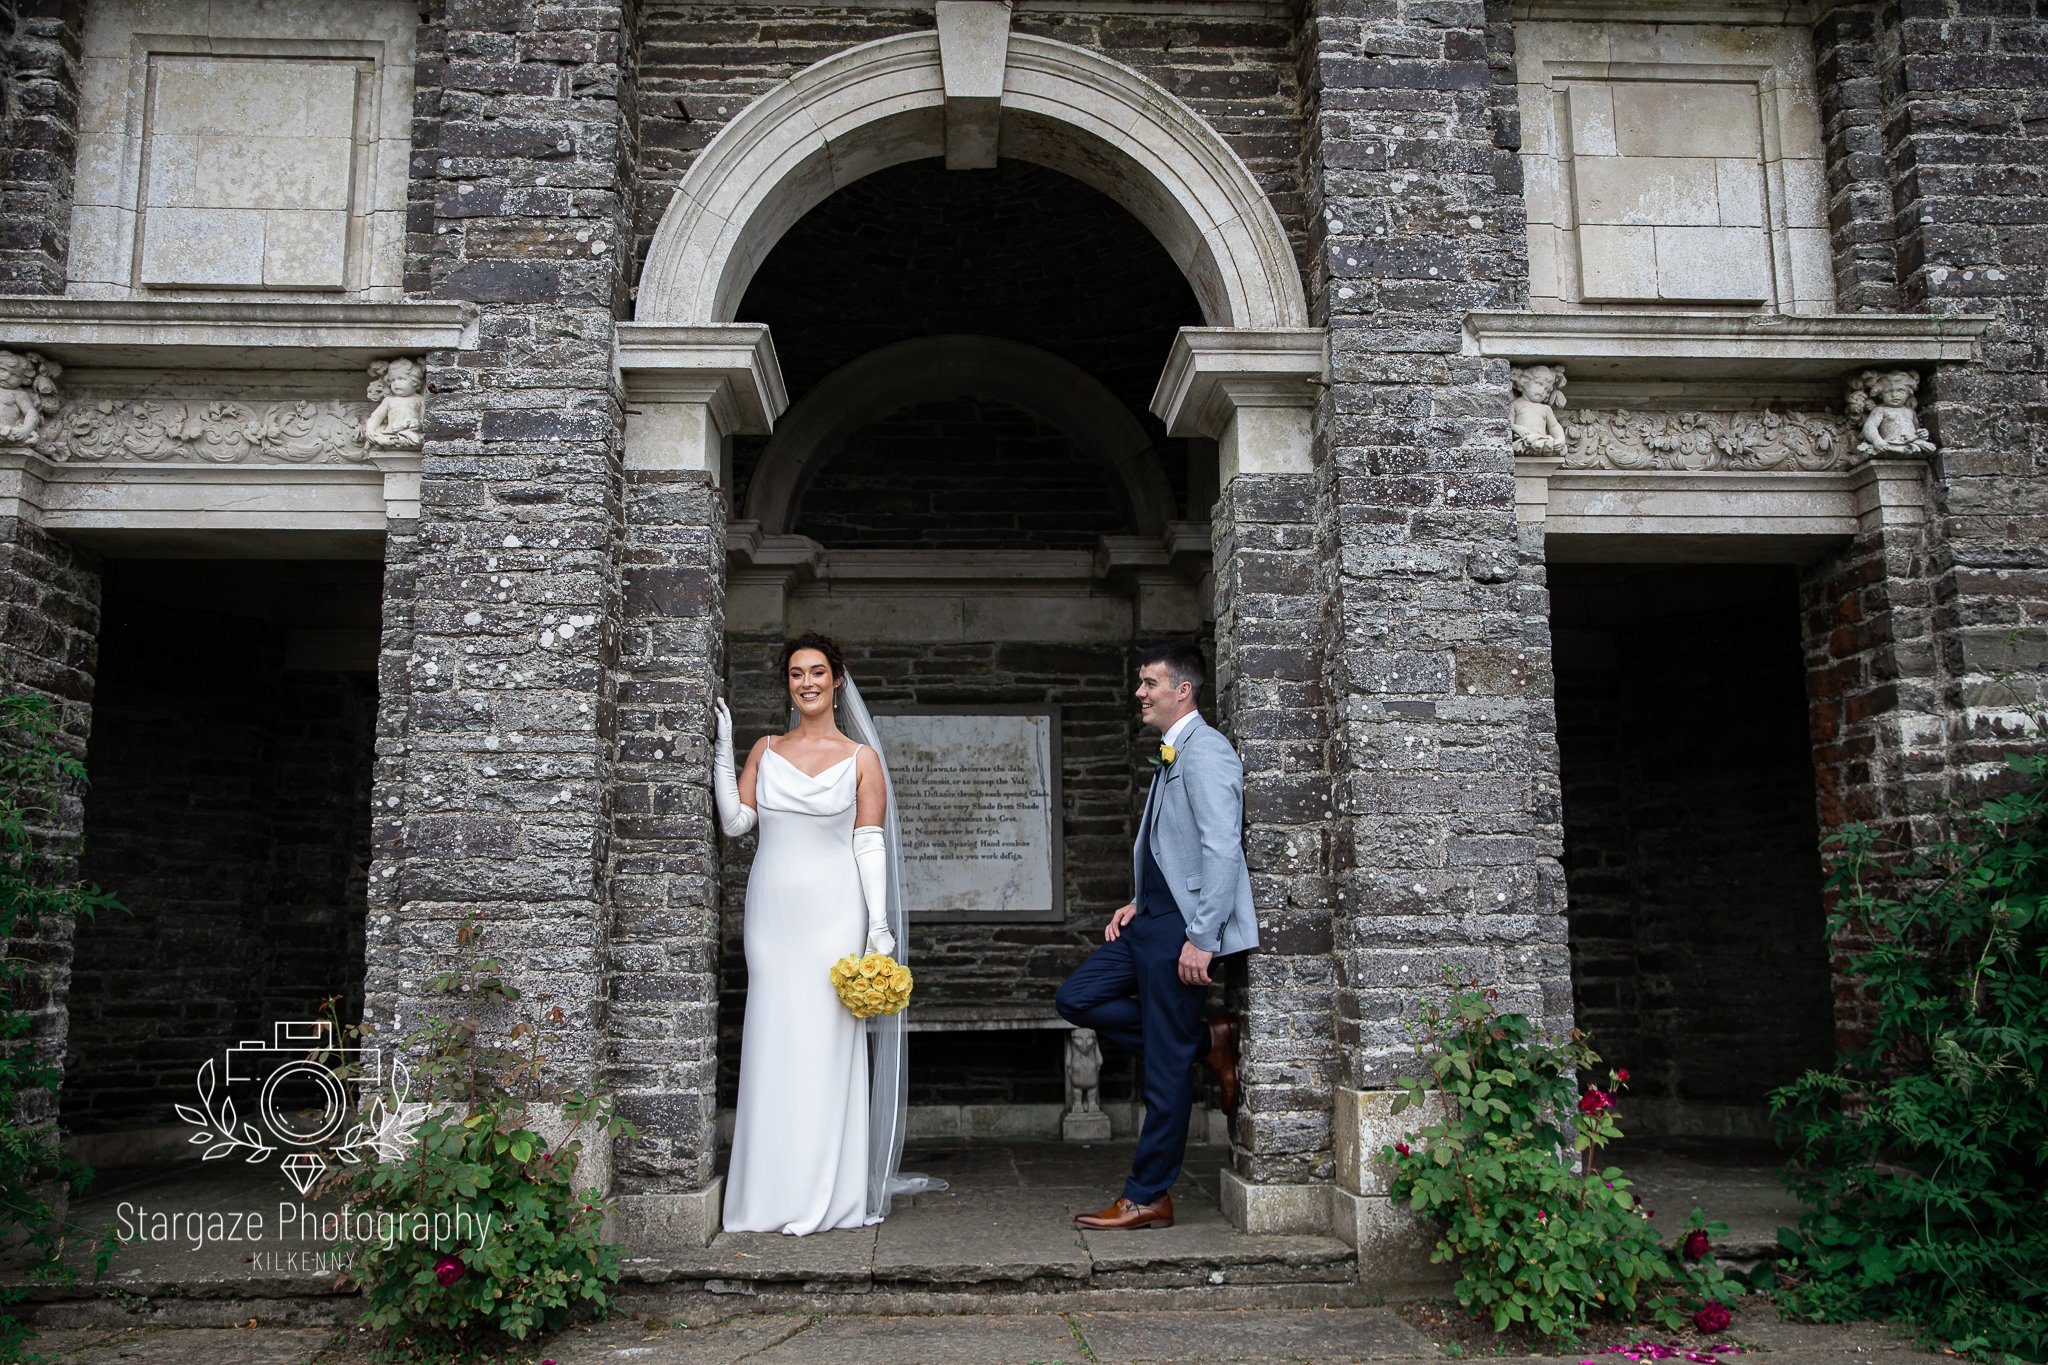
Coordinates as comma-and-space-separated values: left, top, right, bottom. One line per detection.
176, 1019, 414, 1195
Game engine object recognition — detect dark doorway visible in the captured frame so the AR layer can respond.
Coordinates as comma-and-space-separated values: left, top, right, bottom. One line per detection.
65, 560, 380, 1147
1551, 563, 1832, 1140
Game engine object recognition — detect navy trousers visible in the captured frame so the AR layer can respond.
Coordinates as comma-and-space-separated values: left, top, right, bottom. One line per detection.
1054, 901, 1207, 1205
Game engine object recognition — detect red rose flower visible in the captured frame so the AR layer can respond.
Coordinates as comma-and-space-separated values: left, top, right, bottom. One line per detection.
1683, 1229, 1711, 1261
1578, 1087, 1613, 1115
433, 1254, 466, 1287
1394, 1141, 1410, 1156
1693, 1301, 1732, 1333
1616, 1068, 1630, 1084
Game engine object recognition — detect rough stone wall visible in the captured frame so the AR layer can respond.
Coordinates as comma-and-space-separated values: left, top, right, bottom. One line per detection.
370, 0, 640, 1089
1810, 1, 1903, 313
1554, 565, 1832, 1138
0, 516, 99, 1134
0, 0, 85, 292
608, 472, 726, 1195
66, 564, 377, 1133
1302, 0, 1569, 1095
1868, 0, 2048, 775
716, 635, 1150, 1108
790, 398, 1136, 550
632, 2, 1305, 296
1213, 474, 1339, 1184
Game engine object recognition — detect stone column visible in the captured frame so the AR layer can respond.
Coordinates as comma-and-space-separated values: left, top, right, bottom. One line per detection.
0, 473, 102, 1139
366, 0, 638, 1104
1155, 328, 1337, 1234
1301, 0, 1570, 1267
0, 0, 87, 293
606, 326, 783, 1251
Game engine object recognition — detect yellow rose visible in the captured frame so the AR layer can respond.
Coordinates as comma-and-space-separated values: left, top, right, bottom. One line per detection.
1160, 743, 1176, 764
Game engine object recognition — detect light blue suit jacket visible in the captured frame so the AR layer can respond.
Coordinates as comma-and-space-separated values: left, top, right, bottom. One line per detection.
1134, 712, 1259, 957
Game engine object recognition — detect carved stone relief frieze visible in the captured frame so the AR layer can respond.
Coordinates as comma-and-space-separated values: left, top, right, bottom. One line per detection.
20, 354, 430, 466
1559, 407, 1853, 472
48, 397, 375, 464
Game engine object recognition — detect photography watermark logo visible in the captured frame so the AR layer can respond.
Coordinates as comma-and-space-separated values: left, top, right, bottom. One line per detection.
176, 1020, 414, 1194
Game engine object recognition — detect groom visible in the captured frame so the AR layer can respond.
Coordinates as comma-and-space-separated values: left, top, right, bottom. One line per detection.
1056, 641, 1257, 1230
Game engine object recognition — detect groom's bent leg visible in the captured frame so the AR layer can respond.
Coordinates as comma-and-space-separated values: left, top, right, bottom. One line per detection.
1055, 936, 1144, 1051
1124, 909, 1208, 1206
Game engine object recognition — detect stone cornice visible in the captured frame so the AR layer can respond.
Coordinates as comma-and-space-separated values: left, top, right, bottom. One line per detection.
0, 299, 477, 370
615, 323, 787, 436
1465, 310, 1989, 381
1151, 328, 1326, 439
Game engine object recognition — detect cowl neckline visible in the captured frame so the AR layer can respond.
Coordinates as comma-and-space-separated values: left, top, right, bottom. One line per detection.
757, 745, 858, 816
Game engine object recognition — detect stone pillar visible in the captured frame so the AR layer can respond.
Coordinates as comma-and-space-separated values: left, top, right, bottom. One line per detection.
366, 0, 639, 1103
1809, 0, 1903, 314
1799, 456, 1945, 1054
0, 0, 87, 293
605, 326, 782, 1251
1155, 328, 1337, 1234
0, 494, 101, 1138
1301, 0, 1569, 1264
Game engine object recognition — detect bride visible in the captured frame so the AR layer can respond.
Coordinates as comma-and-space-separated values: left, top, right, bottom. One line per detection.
710, 632, 932, 1233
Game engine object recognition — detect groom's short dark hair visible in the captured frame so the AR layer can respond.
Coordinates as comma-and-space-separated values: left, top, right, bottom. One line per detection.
1138, 641, 1206, 698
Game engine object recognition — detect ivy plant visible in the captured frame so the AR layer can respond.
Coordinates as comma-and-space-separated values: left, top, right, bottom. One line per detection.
1771, 745, 2048, 1362
0, 690, 121, 1360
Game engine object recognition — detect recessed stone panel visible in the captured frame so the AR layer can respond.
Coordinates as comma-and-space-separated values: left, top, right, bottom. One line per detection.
137, 54, 362, 290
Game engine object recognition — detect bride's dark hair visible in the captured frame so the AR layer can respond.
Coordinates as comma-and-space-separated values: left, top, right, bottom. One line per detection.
780, 631, 847, 680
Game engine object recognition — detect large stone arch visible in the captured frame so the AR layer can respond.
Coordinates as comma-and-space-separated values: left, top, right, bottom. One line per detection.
633, 30, 1308, 330
745, 335, 1176, 538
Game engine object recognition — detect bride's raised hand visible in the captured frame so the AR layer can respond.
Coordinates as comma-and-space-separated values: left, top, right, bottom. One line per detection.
711, 698, 757, 836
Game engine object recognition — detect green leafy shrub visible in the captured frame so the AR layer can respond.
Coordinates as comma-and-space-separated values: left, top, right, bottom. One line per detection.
1384, 981, 1740, 1339
0, 690, 121, 1360
326, 918, 633, 1361
1770, 748, 2048, 1362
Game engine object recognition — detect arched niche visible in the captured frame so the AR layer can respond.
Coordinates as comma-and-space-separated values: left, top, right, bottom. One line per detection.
745, 335, 1177, 539
633, 31, 1308, 332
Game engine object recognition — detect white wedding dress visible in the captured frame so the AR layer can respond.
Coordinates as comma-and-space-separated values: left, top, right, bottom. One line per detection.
722, 746, 872, 1235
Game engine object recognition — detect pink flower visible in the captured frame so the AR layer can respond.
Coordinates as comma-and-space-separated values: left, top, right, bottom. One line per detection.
1693, 1301, 1732, 1333
1616, 1068, 1630, 1084
1683, 1229, 1711, 1261
1579, 1087, 1613, 1115
433, 1254, 466, 1287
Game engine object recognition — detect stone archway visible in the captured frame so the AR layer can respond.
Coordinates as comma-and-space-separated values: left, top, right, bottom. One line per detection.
745, 335, 1176, 539
632, 30, 1308, 331
611, 17, 1329, 1249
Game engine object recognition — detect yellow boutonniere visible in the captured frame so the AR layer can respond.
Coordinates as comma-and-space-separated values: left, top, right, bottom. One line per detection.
1148, 743, 1177, 769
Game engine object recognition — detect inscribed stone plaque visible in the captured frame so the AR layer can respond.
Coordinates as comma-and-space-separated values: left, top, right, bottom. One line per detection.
870, 709, 1062, 922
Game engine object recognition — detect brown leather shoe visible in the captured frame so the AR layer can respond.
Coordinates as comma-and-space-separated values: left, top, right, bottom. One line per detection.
1203, 1014, 1241, 1115
1073, 1194, 1175, 1230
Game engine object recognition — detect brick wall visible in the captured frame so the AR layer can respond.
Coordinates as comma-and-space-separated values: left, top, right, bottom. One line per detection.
1554, 565, 1832, 1137
0, 0, 85, 292
0, 517, 100, 1134
789, 398, 1136, 550
66, 563, 377, 1134
1303, 0, 1570, 1099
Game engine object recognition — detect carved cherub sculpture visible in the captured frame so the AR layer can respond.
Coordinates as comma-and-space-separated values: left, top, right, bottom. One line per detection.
1066, 1028, 1103, 1116
1509, 363, 1568, 456
0, 349, 62, 448
1847, 368, 1937, 457
362, 357, 426, 451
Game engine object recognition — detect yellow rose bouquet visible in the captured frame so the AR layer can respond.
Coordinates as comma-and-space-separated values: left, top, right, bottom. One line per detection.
829, 951, 914, 1018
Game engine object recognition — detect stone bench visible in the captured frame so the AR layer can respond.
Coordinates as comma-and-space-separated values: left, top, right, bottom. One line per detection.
902, 1004, 1109, 1141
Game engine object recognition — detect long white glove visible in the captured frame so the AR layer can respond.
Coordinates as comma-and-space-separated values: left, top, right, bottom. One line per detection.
712, 700, 756, 837
853, 825, 895, 958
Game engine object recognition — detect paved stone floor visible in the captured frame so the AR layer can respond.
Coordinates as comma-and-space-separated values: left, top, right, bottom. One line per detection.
20, 1137, 1908, 1363
26, 1303, 1951, 1364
